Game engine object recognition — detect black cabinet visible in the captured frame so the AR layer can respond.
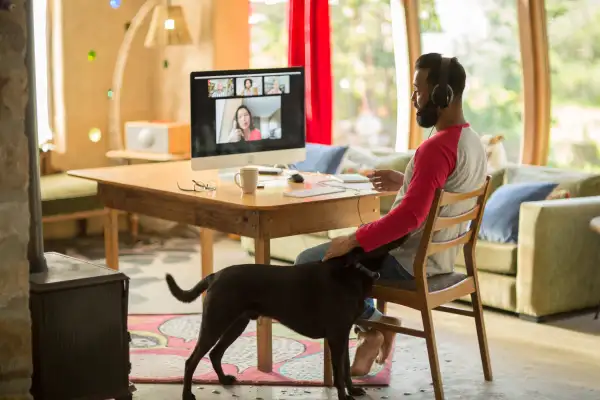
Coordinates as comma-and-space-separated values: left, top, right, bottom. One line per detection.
30, 253, 131, 400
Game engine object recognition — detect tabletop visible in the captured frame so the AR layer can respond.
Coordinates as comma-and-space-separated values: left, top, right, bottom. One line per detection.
69, 161, 390, 210
105, 150, 189, 162
591, 217, 600, 235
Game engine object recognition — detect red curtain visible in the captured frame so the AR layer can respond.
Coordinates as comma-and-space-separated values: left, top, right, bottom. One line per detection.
288, 0, 332, 145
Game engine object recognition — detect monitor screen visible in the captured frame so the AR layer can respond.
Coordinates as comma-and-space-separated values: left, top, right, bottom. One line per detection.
190, 67, 305, 162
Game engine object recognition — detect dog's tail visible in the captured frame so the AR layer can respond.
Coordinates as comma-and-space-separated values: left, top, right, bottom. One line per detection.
165, 273, 214, 303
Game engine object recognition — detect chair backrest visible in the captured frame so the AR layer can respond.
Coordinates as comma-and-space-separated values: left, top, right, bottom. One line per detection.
412, 176, 492, 281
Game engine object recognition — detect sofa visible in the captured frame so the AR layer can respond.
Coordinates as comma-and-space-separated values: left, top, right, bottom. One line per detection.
41, 173, 106, 230
241, 148, 600, 321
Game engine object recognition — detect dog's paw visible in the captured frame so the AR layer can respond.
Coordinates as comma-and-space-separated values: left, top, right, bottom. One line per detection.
182, 392, 196, 400
219, 374, 238, 386
348, 386, 366, 396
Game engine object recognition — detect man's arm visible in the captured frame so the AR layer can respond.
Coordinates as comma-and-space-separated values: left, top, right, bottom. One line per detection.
355, 137, 459, 252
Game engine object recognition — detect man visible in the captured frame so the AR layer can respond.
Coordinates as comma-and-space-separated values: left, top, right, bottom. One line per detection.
294, 53, 487, 375
211, 82, 226, 98
267, 79, 283, 94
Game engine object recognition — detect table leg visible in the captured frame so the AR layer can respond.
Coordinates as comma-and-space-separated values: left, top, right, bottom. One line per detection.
104, 208, 120, 270
128, 213, 139, 244
199, 228, 214, 291
124, 159, 138, 245
254, 237, 272, 373
323, 339, 333, 387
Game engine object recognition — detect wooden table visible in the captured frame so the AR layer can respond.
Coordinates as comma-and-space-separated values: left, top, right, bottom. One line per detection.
106, 149, 190, 163
105, 150, 190, 242
68, 161, 384, 373
591, 217, 600, 319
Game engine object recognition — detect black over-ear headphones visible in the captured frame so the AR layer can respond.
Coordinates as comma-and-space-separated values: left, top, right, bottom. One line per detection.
431, 57, 455, 109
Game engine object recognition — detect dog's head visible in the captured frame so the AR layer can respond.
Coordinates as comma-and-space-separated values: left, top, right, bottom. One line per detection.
343, 235, 410, 279
481, 134, 504, 158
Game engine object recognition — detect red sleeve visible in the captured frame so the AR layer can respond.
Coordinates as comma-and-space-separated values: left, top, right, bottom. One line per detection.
355, 128, 461, 252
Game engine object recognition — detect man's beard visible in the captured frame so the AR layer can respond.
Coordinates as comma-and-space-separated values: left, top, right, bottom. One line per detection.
415, 100, 439, 129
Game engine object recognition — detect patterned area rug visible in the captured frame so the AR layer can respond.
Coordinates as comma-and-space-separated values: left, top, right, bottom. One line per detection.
129, 314, 393, 386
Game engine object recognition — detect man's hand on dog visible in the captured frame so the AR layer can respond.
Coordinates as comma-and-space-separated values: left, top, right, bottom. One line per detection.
322, 234, 360, 261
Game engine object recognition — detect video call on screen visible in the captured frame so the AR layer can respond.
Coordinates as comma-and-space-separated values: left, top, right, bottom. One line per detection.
190, 69, 305, 158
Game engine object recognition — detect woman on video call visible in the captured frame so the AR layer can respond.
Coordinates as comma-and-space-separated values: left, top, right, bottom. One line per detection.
267, 79, 282, 94
227, 105, 262, 142
238, 78, 258, 96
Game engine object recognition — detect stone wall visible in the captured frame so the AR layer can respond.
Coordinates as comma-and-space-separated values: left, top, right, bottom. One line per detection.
0, 2, 33, 400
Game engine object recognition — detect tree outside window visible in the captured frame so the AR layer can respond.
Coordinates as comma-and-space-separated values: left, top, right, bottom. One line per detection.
420, 0, 524, 163
545, 0, 600, 172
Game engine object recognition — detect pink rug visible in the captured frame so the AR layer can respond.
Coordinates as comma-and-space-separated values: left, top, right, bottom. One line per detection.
128, 314, 394, 386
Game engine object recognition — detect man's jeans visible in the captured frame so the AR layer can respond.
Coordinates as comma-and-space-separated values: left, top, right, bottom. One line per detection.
294, 242, 413, 323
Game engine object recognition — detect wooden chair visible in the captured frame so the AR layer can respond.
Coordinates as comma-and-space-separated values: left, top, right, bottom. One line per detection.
324, 176, 493, 399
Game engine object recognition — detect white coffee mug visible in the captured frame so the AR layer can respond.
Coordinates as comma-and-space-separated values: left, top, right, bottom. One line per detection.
234, 167, 259, 194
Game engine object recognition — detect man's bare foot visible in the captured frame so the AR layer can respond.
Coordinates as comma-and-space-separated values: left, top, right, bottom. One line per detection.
375, 316, 401, 364
350, 330, 384, 376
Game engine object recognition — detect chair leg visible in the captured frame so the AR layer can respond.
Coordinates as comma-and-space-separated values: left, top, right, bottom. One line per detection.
471, 291, 493, 381
421, 308, 444, 400
323, 339, 333, 387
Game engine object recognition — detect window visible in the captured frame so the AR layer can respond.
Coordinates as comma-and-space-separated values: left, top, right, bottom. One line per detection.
249, 0, 289, 69
419, 0, 524, 163
330, 0, 410, 150
546, 0, 600, 172
33, 0, 54, 149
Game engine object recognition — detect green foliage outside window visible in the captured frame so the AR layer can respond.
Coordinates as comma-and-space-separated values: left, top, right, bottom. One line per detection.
250, 0, 600, 170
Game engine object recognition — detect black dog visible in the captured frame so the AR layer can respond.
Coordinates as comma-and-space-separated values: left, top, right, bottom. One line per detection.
166, 236, 407, 400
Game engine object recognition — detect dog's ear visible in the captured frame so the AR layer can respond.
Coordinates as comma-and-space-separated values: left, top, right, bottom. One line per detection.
489, 135, 504, 145
358, 235, 409, 271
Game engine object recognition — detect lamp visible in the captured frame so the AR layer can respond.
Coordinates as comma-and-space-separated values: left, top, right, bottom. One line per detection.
108, 0, 192, 151
145, 3, 192, 47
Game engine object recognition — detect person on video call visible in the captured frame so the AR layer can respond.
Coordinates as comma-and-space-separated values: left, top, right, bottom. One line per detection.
227, 105, 262, 142
239, 78, 258, 96
267, 79, 283, 94
294, 53, 487, 376
211, 82, 227, 98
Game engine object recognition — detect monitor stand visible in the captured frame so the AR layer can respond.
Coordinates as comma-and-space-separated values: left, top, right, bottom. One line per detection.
256, 166, 283, 175
216, 165, 286, 181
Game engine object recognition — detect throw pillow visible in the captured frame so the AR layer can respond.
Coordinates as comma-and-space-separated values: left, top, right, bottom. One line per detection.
293, 143, 349, 175
552, 175, 600, 198
479, 181, 558, 244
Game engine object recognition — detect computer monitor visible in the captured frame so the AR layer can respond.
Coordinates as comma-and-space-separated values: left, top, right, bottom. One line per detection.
190, 67, 306, 171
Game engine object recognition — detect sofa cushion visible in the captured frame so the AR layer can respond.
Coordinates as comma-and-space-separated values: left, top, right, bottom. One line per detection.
302, 227, 359, 241
479, 181, 558, 243
294, 143, 349, 174
552, 175, 600, 198
327, 227, 358, 239
504, 164, 590, 184
502, 164, 600, 199
374, 151, 415, 173
339, 147, 381, 172
41, 173, 102, 217
455, 241, 518, 275
307, 230, 330, 239
454, 265, 517, 312
488, 168, 506, 196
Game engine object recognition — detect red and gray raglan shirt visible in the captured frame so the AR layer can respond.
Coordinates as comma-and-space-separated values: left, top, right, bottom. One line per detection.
355, 124, 487, 276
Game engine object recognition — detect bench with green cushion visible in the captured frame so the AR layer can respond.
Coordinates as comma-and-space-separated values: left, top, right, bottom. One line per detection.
40, 173, 103, 220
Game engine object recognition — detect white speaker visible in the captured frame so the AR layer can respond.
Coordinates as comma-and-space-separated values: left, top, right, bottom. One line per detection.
125, 121, 191, 155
